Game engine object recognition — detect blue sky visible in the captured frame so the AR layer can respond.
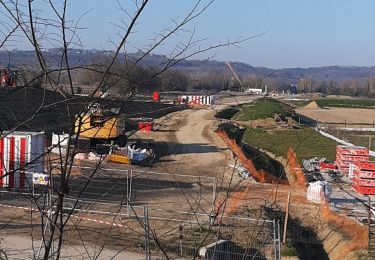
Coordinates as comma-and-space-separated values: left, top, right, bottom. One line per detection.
8, 0, 375, 68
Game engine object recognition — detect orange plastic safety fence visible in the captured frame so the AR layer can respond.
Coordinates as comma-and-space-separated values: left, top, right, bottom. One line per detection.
227, 184, 251, 214
287, 148, 307, 187
321, 204, 368, 258
216, 130, 288, 185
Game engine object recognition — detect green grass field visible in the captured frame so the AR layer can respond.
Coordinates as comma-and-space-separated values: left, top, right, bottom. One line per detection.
317, 99, 375, 108
289, 98, 375, 108
217, 97, 339, 161
231, 97, 294, 121
323, 128, 375, 150
243, 128, 337, 161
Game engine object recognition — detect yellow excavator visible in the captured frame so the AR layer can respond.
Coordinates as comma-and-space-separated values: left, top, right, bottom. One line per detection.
74, 103, 126, 147
75, 103, 131, 164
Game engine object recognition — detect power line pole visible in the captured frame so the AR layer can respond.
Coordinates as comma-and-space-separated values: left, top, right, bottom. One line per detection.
283, 193, 291, 244
368, 197, 375, 259
36, 179, 53, 259
144, 206, 151, 260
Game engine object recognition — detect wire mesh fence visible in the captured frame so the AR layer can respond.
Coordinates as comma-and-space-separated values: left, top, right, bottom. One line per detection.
146, 213, 280, 260
1, 186, 327, 257
317, 123, 375, 150
130, 169, 216, 212
0, 167, 286, 260
56, 167, 216, 214
0, 166, 333, 259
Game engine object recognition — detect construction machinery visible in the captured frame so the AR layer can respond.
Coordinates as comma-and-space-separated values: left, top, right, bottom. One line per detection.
0, 67, 18, 87
75, 103, 127, 148
225, 61, 263, 94
225, 61, 244, 90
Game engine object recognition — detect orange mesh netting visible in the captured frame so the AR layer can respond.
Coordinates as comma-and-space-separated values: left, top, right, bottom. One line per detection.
287, 148, 306, 187
216, 130, 288, 185
321, 204, 368, 257
219, 184, 252, 215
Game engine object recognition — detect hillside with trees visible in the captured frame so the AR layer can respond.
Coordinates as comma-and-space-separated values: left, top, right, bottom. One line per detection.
2, 49, 375, 96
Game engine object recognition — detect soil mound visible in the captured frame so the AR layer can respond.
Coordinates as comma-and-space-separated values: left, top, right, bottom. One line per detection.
303, 101, 320, 110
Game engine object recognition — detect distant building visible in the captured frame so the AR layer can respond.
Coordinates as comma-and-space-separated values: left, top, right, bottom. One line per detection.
245, 88, 262, 95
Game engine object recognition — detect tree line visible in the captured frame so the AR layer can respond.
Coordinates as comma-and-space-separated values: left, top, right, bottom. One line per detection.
17, 63, 375, 98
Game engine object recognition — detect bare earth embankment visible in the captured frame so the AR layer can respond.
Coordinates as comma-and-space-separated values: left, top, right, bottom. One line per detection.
296, 107, 375, 124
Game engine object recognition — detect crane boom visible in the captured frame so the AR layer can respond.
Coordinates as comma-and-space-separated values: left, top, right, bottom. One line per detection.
225, 61, 243, 87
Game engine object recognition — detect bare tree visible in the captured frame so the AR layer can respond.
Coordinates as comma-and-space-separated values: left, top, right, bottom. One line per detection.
0, 1, 274, 259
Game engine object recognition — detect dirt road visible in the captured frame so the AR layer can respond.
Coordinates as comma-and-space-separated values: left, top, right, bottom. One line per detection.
152, 108, 233, 176
133, 95, 259, 177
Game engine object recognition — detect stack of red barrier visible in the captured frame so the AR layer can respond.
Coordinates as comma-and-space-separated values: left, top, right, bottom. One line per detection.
336, 145, 369, 175
319, 161, 336, 171
352, 161, 375, 195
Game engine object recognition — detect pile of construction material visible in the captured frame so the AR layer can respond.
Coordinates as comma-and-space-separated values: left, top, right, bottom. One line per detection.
303, 157, 323, 172
108, 144, 154, 165
334, 145, 375, 195
302, 157, 337, 182
228, 163, 250, 179
302, 158, 323, 182
307, 181, 332, 203
51, 132, 154, 165
352, 161, 375, 195
74, 144, 153, 165
336, 145, 369, 176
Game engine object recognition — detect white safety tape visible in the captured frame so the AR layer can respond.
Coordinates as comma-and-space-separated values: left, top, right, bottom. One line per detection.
70, 215, 124, 227
0, 203, 32, 211
0, 203, 124, 228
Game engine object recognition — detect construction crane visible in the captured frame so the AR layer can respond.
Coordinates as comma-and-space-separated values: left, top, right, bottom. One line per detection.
225, 61, 244, 90
226, 61, 265, 95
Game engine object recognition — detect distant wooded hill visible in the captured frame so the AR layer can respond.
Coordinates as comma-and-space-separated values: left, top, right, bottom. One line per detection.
0, 49, 375, 97
2, 49, 375, 83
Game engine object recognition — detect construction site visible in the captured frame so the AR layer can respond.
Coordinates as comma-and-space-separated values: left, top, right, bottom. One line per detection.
0, 82, 375, 260
2, 1, 375, 259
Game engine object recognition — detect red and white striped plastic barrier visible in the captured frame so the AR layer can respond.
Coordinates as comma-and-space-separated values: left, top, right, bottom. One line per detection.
179, 95, 214, 105
0, 132, 44, 188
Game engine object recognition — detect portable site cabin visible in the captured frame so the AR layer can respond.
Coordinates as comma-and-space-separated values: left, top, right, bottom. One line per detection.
0, 131, 45, 188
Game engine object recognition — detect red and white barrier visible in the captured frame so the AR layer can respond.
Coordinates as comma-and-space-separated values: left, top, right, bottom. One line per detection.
352, 161, 375, 195
0, 132, 45, 188
335, 145, 369, 176
179, 95, 214, 105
